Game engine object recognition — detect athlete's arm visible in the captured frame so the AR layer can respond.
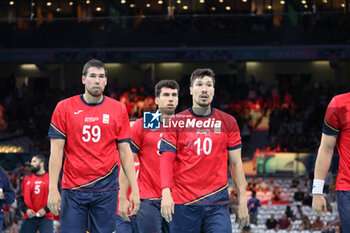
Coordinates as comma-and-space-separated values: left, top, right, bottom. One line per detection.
118, 152, 137, 221
312, 133, 337, 217
229, 148, 249, 229
118, 142, 140, 216
47, 138, 65, 216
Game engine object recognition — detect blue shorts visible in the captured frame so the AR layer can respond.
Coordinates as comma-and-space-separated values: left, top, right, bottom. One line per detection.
337, 191, 350, 233
170, 204, 231, 233
136, 199, 169, 233
19, 217, 53, 233
116, 215, 138, 233
60, 188, 117, 233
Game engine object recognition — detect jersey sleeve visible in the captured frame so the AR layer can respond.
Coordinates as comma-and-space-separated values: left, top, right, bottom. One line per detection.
159, 127, 177, 153
116, 104, 131, 143
48, 101, 67, 139
130, 119, 142, 153
226, 116, 242, 150
323, 97, 341, 136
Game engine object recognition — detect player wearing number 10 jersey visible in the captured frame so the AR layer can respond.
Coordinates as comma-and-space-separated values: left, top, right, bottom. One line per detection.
47, 59, 139, 233
159, 68, 249, 233
119, 80, 179, 233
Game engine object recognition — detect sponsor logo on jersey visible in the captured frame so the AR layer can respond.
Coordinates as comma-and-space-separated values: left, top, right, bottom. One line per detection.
103, 114, 110, 124
74, 110, 83, 114
85, 117, 99, 122
143, 110, 161, 129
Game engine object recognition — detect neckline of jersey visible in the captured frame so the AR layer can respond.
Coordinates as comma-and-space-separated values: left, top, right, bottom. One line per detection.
80, 94, 105, 106
189, 107, 215, 118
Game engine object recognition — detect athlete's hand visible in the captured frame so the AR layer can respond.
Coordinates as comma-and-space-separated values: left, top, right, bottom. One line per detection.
161, 188, 174, 223
312, 194, 327, 217
128, 189, 140, 216
26, 209, 36, 218
119, 196, 131, 221
36, 208, 46, 217
235, 199, 249, 230
47, 188, 61, 216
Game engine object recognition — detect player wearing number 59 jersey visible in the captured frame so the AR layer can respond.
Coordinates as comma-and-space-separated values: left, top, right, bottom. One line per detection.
47, 59, 139, 233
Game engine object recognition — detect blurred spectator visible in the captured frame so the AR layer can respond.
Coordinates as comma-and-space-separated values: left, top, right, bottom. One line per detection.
285, 205, 293, 219
323, 221, 334, 233
277, 213, 291, 231
247, 191, 260, 225
312, 216, 325, 231
247, 178, 257, 193
293, 185, 305, 202
265, 213, 278, 231
299, 215, 312, 231
256, 178, 266, 191
272, 186, 282, 201
303, 190, 312, 207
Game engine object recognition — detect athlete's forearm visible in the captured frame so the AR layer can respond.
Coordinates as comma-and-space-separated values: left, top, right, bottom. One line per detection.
119, 143, 138, 192
49, 139, 64, 191
118, 166, 129, 199
229, 149, 247, 201
314, 134, 337, 180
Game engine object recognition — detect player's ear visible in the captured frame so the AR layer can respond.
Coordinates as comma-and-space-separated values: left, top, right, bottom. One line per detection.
82, 75, 86, 84
155, 97, 159, 105
190, 87, 193, 96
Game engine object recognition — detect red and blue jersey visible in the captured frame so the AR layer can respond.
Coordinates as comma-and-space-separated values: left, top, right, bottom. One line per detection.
130, 118, 164, 199
159, 108, 242, 205
48, 95, 131, 190
323, 92, 350, 191
20, 173, 54, 220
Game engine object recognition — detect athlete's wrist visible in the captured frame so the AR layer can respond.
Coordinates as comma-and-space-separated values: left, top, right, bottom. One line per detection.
312, 179, 325, 195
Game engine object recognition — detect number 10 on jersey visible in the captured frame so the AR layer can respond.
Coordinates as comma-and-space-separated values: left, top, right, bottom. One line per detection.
194, 137, 212, 155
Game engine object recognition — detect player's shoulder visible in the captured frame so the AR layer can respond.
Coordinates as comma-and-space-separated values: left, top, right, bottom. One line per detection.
213, 108, 237, 122
132, 118, 144, 128
56, 95, 79, 107
331, 92, 350, 106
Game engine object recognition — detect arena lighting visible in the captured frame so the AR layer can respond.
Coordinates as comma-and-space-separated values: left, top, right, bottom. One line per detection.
342, 3, 345, 7
47, 2, 52, 6
130, 3, 135, 7
280, 0, 285, 4
219, 0, 224, 3
301, 0, 306, 4
86, 0, 90, 4
158, 0, 163, 4
267, 5, 272, 9
31, 2, 35, 6
322, 0, 327, 3
211, 6, 216, 11
304, 4, 308, 8
69, 1, 73, 6
146, 3, 151, 7
0, 145, 24, 153
9, 1, 14, 5
242, 0, 247, 2
183, 5, 188, 9
20, 64, 37, 70
96, 7, 101, 11
176, 0, 181, 3
199, 0, 205, 3
56, 7, 61, 12
225, 6, 231, 10
121, 0, 126, 4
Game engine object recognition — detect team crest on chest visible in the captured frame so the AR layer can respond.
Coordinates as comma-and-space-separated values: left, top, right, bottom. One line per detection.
103, 114, 110, 124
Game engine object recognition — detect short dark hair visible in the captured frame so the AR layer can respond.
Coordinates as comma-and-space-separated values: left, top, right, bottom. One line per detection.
154, 80, 180, 97
33, 154, 46, 164
190, 68, 215, 87
82, 59, 107, 76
